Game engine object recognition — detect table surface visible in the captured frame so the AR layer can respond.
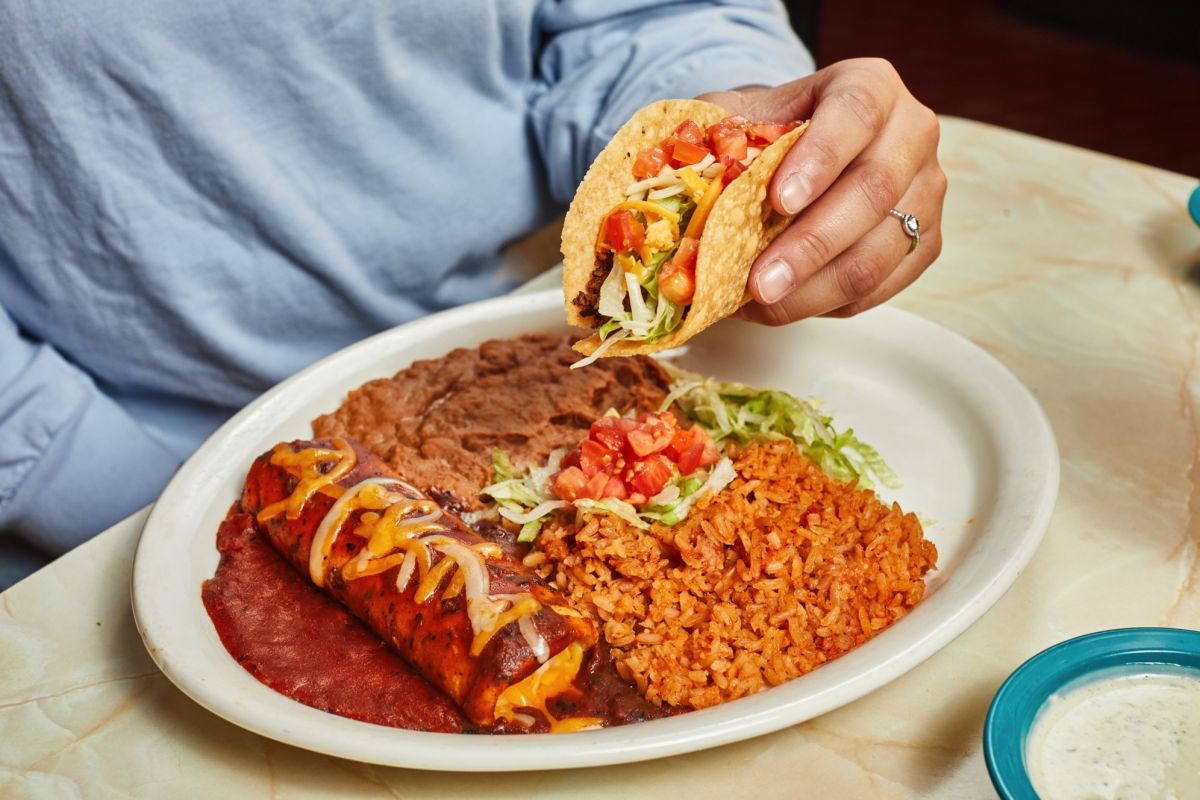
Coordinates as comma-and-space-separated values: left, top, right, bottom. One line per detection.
3, 116, 1199, 799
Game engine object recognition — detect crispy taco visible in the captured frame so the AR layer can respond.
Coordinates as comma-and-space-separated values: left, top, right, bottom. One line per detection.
562, 98, 808, 364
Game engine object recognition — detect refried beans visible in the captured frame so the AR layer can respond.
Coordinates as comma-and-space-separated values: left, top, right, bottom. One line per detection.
312, 333, 672, 509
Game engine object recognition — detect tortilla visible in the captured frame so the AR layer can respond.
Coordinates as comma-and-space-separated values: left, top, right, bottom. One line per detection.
561, 98, 808, 357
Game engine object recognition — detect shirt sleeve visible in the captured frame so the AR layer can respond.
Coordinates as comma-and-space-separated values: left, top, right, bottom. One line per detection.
0, 306, 181, 558
530, 0, 815, 203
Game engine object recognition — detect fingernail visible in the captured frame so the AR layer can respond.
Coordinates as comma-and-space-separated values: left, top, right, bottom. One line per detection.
754, 258, 795, 305
779, 172, 812, 215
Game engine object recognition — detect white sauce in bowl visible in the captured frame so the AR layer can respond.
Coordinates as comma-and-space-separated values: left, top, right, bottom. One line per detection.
1026, 670, 1200, 800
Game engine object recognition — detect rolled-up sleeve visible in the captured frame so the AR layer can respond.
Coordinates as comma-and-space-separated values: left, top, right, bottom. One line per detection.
530, 0, 814, 202
0, 306, 180, 561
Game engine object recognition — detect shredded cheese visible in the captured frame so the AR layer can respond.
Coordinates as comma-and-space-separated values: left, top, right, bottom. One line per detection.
257, 438, 357, 523
676, 167, 708, 199
493, 642, 601, 733
308, 477, 406, 586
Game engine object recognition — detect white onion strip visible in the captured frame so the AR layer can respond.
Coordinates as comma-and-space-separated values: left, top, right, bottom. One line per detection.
625, 169, 678, 195
309, 477, 409, 586
570, 328, 631, 369
519, 615, 551, 664
394, 547, 419, 592
647, 184, 684, 200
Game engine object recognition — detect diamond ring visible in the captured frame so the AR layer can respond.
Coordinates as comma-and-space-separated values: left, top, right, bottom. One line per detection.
889, 208, 920, 254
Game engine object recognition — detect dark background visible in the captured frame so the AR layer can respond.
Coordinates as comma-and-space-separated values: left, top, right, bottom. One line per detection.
785, 0, 1200, 177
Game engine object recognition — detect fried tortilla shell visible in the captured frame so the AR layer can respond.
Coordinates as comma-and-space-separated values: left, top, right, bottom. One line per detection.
561, 98, 808, 357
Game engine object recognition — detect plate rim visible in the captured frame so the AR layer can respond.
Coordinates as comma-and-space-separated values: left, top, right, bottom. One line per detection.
131, 289, 1060, 771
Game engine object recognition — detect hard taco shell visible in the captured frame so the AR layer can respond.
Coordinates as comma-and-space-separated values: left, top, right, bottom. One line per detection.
561, 98, 808, 357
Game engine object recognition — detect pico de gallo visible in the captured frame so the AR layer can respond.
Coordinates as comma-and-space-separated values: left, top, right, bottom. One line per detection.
481, 410, 735, 542
580, 115, 801, 364
479, 368, 902, 545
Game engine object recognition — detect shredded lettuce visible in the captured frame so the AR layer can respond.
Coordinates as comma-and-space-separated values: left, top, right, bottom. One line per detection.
652, 195, 686, 215
573, 497, 650, 530
597, 260, 628, 319
595, 199, 691, 345
660, 366, 901, 490
640, 457, 736, 526
479, 448, 565, 541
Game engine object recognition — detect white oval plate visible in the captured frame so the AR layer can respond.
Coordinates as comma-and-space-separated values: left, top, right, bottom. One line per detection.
132, 289, 1058, 772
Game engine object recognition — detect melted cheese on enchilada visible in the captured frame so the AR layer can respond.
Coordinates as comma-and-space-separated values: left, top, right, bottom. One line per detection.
261, 442, 596, 729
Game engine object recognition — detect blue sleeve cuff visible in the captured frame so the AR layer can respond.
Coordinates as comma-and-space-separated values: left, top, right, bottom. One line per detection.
1, 385, 181, 554
0, 314, 181, 555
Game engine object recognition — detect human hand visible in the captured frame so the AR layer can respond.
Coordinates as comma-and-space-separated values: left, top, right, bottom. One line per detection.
698, 58, 946, 323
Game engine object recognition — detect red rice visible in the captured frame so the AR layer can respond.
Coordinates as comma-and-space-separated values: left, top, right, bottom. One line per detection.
528, 440, 937, 709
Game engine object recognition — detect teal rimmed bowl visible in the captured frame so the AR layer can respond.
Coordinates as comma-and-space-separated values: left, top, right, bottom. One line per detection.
984, 627, 1200, 799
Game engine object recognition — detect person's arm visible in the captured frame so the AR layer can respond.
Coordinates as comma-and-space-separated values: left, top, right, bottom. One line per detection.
529, 0, 814, 203
0, 306, 180, 558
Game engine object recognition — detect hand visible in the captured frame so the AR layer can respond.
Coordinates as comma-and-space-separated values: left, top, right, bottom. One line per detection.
698, 58, 946, 323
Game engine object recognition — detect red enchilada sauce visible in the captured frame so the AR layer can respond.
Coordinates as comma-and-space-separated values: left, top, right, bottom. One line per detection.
202, 483, 667, 733
202, 507, 472, 733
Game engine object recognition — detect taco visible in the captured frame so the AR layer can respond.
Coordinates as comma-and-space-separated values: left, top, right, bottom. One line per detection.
562, 98, 808, 364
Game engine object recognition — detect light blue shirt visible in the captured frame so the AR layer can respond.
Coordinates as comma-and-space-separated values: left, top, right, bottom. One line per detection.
0, 0, 812, 586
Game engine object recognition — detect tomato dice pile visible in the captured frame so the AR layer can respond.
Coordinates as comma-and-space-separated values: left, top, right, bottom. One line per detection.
594, 113, 801, 329
658, 236, 697, 306
630, 116, 801, 184
552, 412, 721, 506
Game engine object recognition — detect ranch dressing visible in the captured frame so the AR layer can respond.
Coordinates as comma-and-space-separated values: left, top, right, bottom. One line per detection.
1026, 669, 1200, 800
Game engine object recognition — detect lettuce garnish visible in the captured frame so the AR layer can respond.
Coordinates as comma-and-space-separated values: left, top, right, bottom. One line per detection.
658, 365, 900, 490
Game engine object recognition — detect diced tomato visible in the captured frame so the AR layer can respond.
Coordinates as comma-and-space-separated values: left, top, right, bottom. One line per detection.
604, 210, 645, 254
667, 137, 711, 167
677, 443, 706, 476
678, 442, 720, 475
672, 119, 706, 146
552, 466, 589, 501
666, 425, 722, 475
665, 425, 701, 460
659, 236, 699, 305
719, 155, 747, 186
708, 117, 749, 161
628, 454, 673, 498
590, 416, 629, 452
707, 115, 748, 136
557, 410, 723, 511
579, 439, 613, 477
712, 130, 747, 161
583, 471, 610, 500
658, 263, 695, 306
632, 145, 669, 181
602, 476, 628, 500
671, 237, 699, 273
626, 413, 674, 457
746, 121, 798, 146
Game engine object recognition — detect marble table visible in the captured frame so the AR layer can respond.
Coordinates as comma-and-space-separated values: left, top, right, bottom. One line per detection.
3, 116, 1198, 799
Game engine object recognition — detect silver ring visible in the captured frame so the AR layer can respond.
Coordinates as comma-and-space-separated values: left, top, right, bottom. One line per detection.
889, 208, 920, 254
